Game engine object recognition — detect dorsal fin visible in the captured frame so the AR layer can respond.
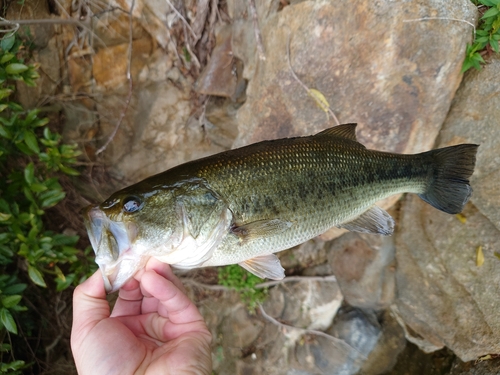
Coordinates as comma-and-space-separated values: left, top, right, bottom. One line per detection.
315, 123, 358, 141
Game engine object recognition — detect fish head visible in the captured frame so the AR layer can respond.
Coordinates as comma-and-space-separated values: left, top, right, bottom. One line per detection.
83, 188, 181, 293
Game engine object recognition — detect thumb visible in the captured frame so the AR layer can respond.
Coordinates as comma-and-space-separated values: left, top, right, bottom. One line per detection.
71, 270, 110, 347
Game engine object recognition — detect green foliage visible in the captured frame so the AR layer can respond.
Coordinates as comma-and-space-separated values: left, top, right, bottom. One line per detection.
0, 34, 95, 372
463, 0, 500, 72
218, 265, 268, 311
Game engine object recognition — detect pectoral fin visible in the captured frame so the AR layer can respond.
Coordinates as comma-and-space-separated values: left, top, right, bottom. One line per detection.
239, 254, 285, 280
231, 219, 292, 242
338, 205, 394, 235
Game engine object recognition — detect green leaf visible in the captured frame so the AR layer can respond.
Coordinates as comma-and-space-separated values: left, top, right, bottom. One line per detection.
0, 88, 13, 100
59, 164, 80, 176
25, 108, 40, 123
24, 162, 35, 185
27, 264, 46, 287
482, 7, 500, 18
23, 130, 40, 153
16, 139, 34, 155
18, 212, 32, 223
0, 124, 12, 139
55, 273, 75, 292
0, 35, 15, 52
0, 307, 17, 334
32, 116, 49, 127
490, 38, 499, 52
2, 283, 27, 294
0, 212, 11, 221
1, 295, 22, 308
0, 52, 15, 64
40, 190, 65, 208
30, 182, 47, 193
5, 63, 29, 75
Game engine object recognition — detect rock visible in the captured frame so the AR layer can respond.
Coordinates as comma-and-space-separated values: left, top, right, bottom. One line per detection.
326, 307, 382, 374
291, 307, 405, 375
111, 0, 172, 48
92, 37, 154, 91
394, 195, 500, 361
438, 54, 500, 233
450, 357, 500, 375
203, 97, 241, 149
262, 278, 343, 331
326, 232, 396, 310
232, 0, 477, 157
293, 334, 366, 375
384, 343, 455, 375
195, 25, 246, 100
359, 310, 406, 375
92, 10, 147, 48
279, 238, 329, 273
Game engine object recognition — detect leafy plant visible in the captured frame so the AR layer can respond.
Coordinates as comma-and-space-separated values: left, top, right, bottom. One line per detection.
0, 33, 95, 372
218, 265, 268, 311
462, 0, 500, 72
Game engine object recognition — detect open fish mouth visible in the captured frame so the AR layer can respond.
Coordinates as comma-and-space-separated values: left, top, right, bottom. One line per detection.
83, 205, 138, 292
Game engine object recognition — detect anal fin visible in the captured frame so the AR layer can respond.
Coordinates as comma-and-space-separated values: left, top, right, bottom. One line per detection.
239, 254, 285, 280
338, 205, 394, 236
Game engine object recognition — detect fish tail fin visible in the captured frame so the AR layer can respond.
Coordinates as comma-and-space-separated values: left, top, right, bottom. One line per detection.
419, 144, 479, 214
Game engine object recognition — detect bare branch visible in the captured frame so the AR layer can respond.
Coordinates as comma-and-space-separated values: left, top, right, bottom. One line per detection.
95, 0, 136, 155
255, 275, 337, 289
286, 33, 340, 125
403, 17, 476, 38
181, 279, 233, 291
247, 0, 266, 60
258, 304, 368, 360
165, 0, 197, 40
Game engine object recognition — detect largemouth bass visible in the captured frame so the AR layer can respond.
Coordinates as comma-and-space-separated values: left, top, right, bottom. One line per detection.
83, 124, 478, 292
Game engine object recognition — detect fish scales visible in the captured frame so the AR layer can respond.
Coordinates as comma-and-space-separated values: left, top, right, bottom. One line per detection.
83, 124, 478, 292
185, 137, 431, 266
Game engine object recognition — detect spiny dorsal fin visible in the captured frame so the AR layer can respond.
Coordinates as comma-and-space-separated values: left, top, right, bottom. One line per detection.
315, 123, 358, 141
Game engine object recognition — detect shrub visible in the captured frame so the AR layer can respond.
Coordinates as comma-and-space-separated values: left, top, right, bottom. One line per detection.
0, 33, 94, 373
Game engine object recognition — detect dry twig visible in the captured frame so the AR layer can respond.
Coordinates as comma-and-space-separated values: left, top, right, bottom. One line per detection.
247, 0, 266, 60
286, 33, 340, 125
165, 0, 197, 40
255, 275, 337, 289
182, 274, 337, 291
403, 17, 476, 38
95, 0, 135, 155
258, 304, 367, 359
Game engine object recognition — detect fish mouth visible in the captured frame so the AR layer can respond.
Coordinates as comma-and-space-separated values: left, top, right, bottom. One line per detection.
83, 205, 138, 293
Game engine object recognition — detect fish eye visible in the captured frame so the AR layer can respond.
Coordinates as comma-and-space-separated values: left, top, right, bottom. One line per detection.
122, 196, 143, 213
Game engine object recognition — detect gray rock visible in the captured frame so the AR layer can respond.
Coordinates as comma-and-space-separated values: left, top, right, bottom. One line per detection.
326, 233, 396, 310
394, 195, 500, 361
438, 54, 500, 233
263, 279, 343, 331
358, 310, 406, 375
328, 308, 382, 372
232, 0, 477, 159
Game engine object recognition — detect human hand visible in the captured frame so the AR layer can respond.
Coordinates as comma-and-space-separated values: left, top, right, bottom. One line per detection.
71, 258, 212, 375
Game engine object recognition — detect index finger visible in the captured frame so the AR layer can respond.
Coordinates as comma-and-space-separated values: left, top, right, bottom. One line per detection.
140, 270, 203, 325
144, 258, 187, 293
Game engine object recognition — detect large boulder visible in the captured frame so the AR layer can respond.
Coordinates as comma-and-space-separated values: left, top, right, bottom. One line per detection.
438, 55, 500, 232
394, 196, 500, 361
233, 0, 477, 155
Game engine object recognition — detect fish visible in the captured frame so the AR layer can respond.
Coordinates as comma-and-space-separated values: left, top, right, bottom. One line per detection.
82, 124, 478, 293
